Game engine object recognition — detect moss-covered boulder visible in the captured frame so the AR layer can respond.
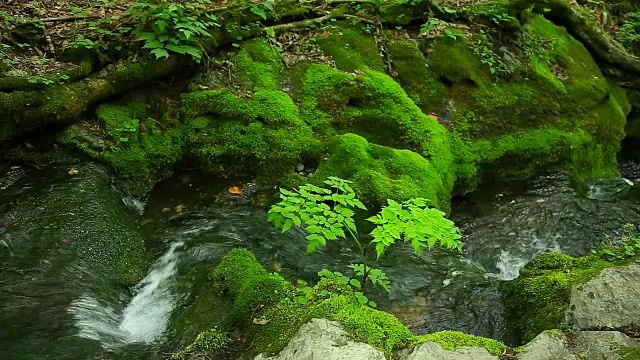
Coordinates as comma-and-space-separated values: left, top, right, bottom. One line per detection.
176, 248, 506, 359
61, 102, 185, 193
503, 252, 637, 344
389, 15, 629, 188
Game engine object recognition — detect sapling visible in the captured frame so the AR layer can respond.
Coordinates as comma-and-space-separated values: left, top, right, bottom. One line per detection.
268, 177, 462, 303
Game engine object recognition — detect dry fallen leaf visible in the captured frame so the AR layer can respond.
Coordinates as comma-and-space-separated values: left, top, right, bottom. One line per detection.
253, 318, 270, 325
68, 168, 79, 175
228, 186, 242, 195
175, 204, 185, 214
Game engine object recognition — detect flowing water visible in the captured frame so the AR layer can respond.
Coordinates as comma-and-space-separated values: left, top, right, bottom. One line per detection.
1, 157, 640, 358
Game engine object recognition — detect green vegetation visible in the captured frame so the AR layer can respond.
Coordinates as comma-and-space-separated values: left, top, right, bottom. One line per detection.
172, 327, 231, 360
415, 330, 506, 356
505, 225, 640, 344
128, 0, 220, 62
61, 102, 184, 193
268, 176, 461, 297
197, 248, 505, 357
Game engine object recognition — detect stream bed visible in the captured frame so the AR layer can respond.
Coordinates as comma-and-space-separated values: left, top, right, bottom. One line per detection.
1, 158, 639, 359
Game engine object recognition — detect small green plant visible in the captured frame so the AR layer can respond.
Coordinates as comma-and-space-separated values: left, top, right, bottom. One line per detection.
127, 0, 219, 62
72, 35, 96, 50
250, 0, 275, 21
618, 12, 640, 53
268, 177, 462, 301
592, 224, 640, 261
420, 18, 448, 37
490, 13, 517, 26
113, 118, 140, 143
26, 76, 55, 85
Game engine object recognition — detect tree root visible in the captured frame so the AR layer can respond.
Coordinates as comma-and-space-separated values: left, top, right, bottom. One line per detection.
0, 57, 184, 142
515, 0, 640, 83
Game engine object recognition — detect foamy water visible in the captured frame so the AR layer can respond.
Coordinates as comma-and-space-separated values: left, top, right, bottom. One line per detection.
69, 242, 184, 349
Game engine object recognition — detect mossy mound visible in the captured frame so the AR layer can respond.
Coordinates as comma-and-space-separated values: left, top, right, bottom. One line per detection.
179, 248, 506, 358
415, 330, 506, 356
61, 102, 185, 193
503, 252, 618, 344
181, 89, 319, 177
312, 133, 451, 210
389, 15, 628, 189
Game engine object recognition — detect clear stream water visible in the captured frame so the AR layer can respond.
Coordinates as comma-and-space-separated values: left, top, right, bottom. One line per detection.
1, 158, 639, 359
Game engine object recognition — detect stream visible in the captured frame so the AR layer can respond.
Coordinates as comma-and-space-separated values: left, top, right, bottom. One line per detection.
1, 156, 639, 359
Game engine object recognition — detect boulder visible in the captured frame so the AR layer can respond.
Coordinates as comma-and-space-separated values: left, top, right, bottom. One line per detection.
254, 318, 385, 360
573, 331, 640, 360
517, 331, 576, 360
567, 264, 640, 331
402, 342, 497, 360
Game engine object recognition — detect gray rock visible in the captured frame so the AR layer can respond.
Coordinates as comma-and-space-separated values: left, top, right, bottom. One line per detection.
402, 342, 497, 360
573, 331, 640, 360
254, 318, 385, 360
567, 264, 640, 331
517, 331, 576, 360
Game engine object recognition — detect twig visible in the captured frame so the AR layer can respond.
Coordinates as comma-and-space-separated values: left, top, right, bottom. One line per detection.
343, 14, 376, 25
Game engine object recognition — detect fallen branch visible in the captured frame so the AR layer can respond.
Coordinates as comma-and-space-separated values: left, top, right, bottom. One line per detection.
268, 7, 349, 32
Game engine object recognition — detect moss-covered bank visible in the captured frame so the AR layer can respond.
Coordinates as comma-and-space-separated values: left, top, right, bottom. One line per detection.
62, 11, 630, 208
173, 248, 506, 359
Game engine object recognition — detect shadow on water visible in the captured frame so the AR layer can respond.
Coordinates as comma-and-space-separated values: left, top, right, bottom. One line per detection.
1, 161, 640, 358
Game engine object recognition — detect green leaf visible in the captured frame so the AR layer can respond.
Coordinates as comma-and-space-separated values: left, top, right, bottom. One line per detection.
349, 279, 361, 289
355, 292, 368, 305
265, 27, 276, 38
150, 48, 170, 59
154, 19, 168, 32
250, 6, 267, 20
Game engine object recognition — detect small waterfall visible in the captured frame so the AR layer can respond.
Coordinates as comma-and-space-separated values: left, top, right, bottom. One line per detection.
493, 234, 562, 281
69, 242, 184, 349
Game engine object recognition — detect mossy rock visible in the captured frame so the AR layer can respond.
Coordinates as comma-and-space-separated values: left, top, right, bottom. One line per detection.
182, 89, 320, 178
311, 133, 452, 210
414, 330, 506, 356
197, 248, 506, 358
503, 252, 618, 344
60, 102, 185, 193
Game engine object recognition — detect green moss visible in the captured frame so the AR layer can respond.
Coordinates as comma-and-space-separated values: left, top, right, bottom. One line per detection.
315, 23, 385, 73
171, 327, 231, 360
619, 346, 640, 360
312, 133, 451, 210
61, 102, 184, 193
297, 64, 456, 208
206, 248, 506, 358
503, 252, 617, 344
387, 40, 446, 113
182, 89, 319, 177
414, 330, 506, 356
309, 294, 413, 355
234, 39, 285, 90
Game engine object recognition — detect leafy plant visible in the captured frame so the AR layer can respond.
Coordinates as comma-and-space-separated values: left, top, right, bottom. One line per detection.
127, 0, 219, 62
268, 177, 462, 300
420, 18, 448, 37
618, 12, 640, 53
294, 268, 377, 307
592, 224, 640, 261
250, 0, 275, 21
114, 118, 140, 143
490, 13, 517, 26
